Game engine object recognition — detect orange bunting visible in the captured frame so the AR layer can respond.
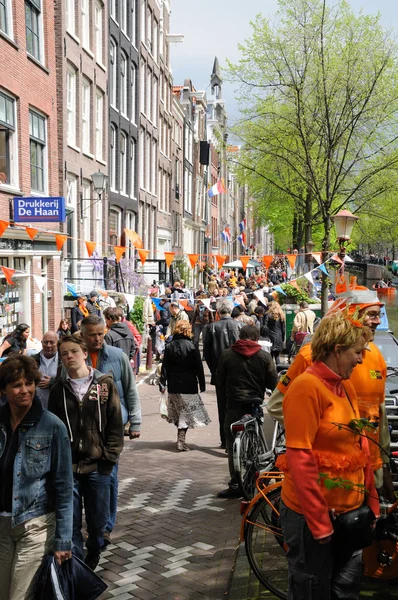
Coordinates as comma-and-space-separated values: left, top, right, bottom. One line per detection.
179, 299, 193, 312
263, 255, 273, 269
216, 255, 227, 269
125, 229, 143, 249
97, 289, 108, 298
240, 256, 251, 271
55, 234, 68, 251
85, 241, 96, 257
138, 249, 149, 265
114, 246, 126, 263
331, 253, 344, 265
187, 254, 199, 269
25, 227, 38, 240
286, 254, 297, 270
1, 266, 15, 285
312, 252, 322, 264
0, 221, 9, 237
289, 280, 300, 290
164, 252, 175, 268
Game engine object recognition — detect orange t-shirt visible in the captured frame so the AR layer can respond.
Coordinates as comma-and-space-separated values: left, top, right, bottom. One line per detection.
279, 373, 365, 515
276, 341, 386, 472
89, 351, 98, 369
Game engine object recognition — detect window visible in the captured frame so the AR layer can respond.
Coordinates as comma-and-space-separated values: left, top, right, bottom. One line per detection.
95, 90, 103, 160
130, 139, 136, 198
81, 0, 90, 49
29, 110, 46, 193
82, 79, 91, 153
151, 139, 156, 196
120, 52, 127, 115
131, 0, 136, 47
66, 0, 75, 34
0, 92, 17, 187
145, 132, 150, 191
66, 67, 76, 146
153, 76, 158, 127
147, 10, 152, 53
119, 132, 127, 194
95, 195, 102, 253
153, 20, 158, 61
110, 125, 116, 190
0, 0, 12, 36
110, 0, 116, 20
82, 181, 91, 245
120, 0, 127, 33
184, 169, 192, 213
140, 61, 145, 115
66, 175, 78, 272
140, 0, 145, 43
110, 39, 117, 107
109, 207, 121, 246
175, 158, 180, 199
94, 1, 102, 63
130, 64, 136, 124
146, 68, 151, 121
25, 0, 42, 61
139, 128, 144, 189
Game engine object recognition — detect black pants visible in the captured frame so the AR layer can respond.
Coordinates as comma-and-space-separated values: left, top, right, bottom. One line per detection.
215, 385, 226, 446
280, 502, 362, 600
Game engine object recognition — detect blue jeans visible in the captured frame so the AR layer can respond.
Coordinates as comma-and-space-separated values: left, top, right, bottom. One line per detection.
105, 462, 118, 534
73, 471, 111, 558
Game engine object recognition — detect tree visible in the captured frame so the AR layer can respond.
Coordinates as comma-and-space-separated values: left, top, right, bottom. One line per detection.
227, 0, 398, 311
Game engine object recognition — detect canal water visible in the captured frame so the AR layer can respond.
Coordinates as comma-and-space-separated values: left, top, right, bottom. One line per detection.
379, 280, 398, 334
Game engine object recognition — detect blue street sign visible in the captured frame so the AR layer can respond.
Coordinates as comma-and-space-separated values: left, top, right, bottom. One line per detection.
13, 197, 66, 223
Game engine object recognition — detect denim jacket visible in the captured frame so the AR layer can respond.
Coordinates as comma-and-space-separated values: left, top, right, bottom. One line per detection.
0, 398, 73, 551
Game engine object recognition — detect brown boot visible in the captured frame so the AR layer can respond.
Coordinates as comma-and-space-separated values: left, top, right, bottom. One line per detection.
177, 428, 189, 451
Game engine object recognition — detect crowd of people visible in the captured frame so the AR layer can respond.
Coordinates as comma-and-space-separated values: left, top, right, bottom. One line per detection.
0, 261, 395, 599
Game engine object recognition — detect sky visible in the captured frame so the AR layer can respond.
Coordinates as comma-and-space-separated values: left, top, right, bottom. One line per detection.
170, 0, 397, 126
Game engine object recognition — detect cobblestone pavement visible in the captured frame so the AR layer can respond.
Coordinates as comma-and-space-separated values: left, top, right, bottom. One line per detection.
97, 365, 243, 599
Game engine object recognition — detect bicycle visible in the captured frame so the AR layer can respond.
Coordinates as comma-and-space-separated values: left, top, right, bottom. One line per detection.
242, 472, 398, 599
232, 407, 284, 500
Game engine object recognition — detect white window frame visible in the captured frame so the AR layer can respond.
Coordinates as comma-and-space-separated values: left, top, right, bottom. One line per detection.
95, 89, 103, 160
153, 20, 158, 62
119, 131, 127, 195
25, 0, 45, 64
94, 1, 103, 64
140, 60, 145, 116
110, 124, 116, 191
66, 0, 75, 35
130, 139, 136, 198
82, 180, 91, 245
0, 0, 13, 39
29, 108, 47, 194
0, 90, 19, 190
120, 52, 127, 116
145, 132, 150, 191
82, 78, 91, 154
131, 0, 136, 47
146, 67, 152, 122
130, 64, 136, 124
95, 195, 102, 253
110, 39, 117, 108
139, 127, 144, 190
152, 76, 158, 128
147, 9, 152, 53
66, 67, 77, 147
140, 0, 145, 45
151, 139, 156, 196
110, 0, 116, 21
120, 0, 127, 34
81, 0, 90, 49
109, 206, 122, 246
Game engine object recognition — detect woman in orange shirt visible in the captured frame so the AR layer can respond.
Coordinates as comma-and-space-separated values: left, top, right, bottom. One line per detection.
278, 312, 379, 600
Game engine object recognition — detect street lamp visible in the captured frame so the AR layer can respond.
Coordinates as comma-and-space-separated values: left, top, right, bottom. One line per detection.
91, 170, 108, 199
331, 209, 359, 260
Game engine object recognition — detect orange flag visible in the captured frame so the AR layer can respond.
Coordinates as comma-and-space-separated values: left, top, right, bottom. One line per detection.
1, 266, 15, 285
125, 229, 143, 249
25, 227, 38, 240
179, 299, 193, 312
240, 256, 251, 271
138, 249, 149, 265
164, 252, 175, 268
263, 255, 273, 269
0, 221, 9, 237
286, 254, 297, 270
188, 254, 199, 269
216, 255, 226, 269
55, 234, 68, 251
85, 241, 96, 257
312, 252, 322, 264
114, 246, 126, 263
290, 280, 300, 290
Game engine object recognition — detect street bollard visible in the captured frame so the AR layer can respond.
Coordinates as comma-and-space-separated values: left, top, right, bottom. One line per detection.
146, 335, 153, 370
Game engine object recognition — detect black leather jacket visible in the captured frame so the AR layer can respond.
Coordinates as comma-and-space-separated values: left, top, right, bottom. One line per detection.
203, 317, 243, 384
160, 335, 205, 394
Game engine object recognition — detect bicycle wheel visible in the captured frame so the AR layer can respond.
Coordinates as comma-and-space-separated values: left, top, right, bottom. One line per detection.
235, 429, 268, 500
245, 487, 288, 599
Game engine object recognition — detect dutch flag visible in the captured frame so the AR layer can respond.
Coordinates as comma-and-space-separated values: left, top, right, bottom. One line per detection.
208, 180, 227, 198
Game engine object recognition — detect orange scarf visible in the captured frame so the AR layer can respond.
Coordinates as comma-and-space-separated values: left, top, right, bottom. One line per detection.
78, 303, 89, 317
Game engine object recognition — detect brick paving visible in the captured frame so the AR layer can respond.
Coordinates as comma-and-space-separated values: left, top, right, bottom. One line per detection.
96, 365, 243, 599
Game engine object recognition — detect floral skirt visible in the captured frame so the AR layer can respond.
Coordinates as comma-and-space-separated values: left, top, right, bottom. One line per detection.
166, 393, 211, 429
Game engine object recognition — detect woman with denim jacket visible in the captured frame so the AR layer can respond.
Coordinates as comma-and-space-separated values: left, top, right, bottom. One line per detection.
0, 355, 73, 599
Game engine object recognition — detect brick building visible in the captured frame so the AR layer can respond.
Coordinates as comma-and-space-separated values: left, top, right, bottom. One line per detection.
55, 0, 108, 291
0, 0, 62, 336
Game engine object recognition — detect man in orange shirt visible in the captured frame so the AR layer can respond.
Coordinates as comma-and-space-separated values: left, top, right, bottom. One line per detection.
267, 288, 393, 499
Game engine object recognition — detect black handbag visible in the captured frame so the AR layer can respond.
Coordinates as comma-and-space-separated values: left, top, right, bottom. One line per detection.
332, 505, 374, 552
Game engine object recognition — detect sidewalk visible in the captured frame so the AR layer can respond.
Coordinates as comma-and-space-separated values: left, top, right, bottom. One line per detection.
97, 365, 243, 600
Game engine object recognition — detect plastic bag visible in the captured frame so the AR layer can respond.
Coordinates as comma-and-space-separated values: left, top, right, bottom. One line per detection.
159, 393, 168, 419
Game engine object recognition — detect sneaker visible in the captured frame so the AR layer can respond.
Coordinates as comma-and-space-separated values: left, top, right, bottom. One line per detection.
219, 443, 226, 450
85, 552, 100, 571
217, 485, 241, 499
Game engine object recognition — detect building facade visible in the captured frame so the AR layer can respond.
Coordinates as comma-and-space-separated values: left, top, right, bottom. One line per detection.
0, 0, 63, 335
108, 0, 139, 261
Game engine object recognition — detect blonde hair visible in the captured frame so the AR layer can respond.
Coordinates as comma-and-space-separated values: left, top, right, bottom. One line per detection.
174, 320, 192, 338
267, 301, 285, 321
311, 312, 372, 362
